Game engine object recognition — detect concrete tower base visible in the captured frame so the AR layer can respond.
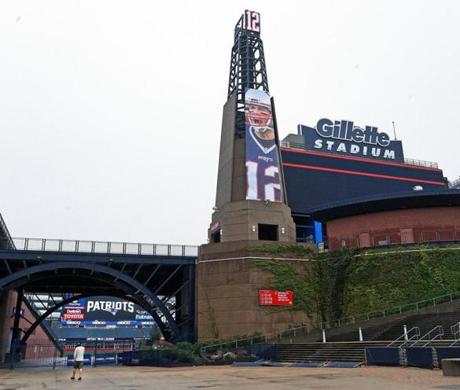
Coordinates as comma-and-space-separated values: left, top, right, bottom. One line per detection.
196, 241, 313, 341
210, 200, 296, 243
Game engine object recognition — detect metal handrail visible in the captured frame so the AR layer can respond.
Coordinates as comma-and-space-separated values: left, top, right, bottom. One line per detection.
449, 322, 460, 346
0, 214, 15, 249
387, 327, 420, 348
449, 177, 460, 189
201, 291, 460, 353
280, 139, 439, 169
451, 322, 460, 340
410, 325, 444, 347
404, 158, 439, 169
0, 237, 199, 257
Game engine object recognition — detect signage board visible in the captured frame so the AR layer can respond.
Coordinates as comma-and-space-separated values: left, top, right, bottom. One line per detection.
61, 296, 155, 326
299, 118, 404, 162
258, 290, 294, 306
244, 10, 260, 33
245, 88, 282, 202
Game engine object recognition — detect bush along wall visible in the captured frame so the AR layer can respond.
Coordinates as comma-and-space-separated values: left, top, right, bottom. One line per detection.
250, 245, 460, 326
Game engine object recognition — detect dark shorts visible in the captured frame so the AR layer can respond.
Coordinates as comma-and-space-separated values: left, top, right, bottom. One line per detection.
73, 361, 83, 369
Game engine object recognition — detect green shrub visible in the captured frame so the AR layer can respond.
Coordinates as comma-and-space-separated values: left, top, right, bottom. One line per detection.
173, 342, 196, 362
251, 244, 460, 324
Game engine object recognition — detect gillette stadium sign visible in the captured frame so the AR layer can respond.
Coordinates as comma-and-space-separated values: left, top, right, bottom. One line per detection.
299, 119, 404, 162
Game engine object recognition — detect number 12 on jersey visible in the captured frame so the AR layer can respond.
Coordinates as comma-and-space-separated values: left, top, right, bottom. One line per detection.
246, 161, 282, 202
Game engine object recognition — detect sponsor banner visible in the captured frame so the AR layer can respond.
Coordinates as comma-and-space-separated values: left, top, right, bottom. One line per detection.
299, 119, 404, 162
245, 88, 282, 202
61, 296, 154, 326
61, 298, 86, 321
258, 290, 294, 306
60, 320, 156, 326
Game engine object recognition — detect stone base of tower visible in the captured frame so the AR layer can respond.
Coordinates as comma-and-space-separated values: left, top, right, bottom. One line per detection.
196, 241, 313, 341
209, 200, 296, 243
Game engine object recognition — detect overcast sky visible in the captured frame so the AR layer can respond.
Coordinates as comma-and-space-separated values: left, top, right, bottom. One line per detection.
1, 1, 459, 245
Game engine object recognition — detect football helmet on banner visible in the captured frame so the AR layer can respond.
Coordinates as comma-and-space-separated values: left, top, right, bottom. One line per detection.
245, 89, 273, 138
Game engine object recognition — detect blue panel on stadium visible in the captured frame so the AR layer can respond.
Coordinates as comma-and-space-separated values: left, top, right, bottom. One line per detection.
405, 347, 434, 369
289, 362, 324, 367
324, 361, 363, 368
94, 353, 117, 365
281, 149, 446, 215
435, 347, 460, 368
246, 344, 276, 360
366, 347, 400, 366
232, 360, 280, 367
66, 354, 92, 367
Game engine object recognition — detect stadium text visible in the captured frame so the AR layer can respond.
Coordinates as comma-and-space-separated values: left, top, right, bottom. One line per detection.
316, 118, 391, 147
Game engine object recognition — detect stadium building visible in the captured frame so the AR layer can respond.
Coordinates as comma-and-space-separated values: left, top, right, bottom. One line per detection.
280, 119, 460, 250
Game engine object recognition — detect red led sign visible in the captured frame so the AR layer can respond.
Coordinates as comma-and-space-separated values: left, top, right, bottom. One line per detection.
258, 290, 294, 306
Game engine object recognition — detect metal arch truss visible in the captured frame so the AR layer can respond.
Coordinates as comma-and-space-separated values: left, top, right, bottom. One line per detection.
0, 258, 196, 343
228, 14, 269, 114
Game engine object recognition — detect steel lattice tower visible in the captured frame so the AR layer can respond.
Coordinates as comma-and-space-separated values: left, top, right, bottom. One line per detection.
208, 10, 296, 244
228, 11, 269, 135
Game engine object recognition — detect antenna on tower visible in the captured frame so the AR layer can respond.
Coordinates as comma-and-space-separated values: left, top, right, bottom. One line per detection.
392, 121, 398, 140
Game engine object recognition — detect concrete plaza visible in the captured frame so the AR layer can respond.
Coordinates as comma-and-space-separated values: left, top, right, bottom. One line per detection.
1, 365, 460, 389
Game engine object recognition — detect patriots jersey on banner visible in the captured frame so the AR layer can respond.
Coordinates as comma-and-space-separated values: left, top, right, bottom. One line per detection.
244, 88, 282, 202
245, 126, 282, 202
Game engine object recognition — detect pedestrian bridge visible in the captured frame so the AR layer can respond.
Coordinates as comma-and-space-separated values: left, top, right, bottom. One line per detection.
0, 236, 198, 344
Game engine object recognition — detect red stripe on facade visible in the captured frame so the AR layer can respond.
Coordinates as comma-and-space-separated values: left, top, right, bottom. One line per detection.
283, 162, 446, 186
281, 147, 441, 172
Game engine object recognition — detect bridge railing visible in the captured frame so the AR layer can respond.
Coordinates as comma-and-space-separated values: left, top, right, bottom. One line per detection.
2, 238, 199, 257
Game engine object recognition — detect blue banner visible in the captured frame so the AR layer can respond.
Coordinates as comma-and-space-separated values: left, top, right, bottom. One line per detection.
366, 347, 400, 366
245, 89, 282, 202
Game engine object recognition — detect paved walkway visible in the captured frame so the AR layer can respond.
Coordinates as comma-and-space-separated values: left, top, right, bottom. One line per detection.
1, 365, 460, 389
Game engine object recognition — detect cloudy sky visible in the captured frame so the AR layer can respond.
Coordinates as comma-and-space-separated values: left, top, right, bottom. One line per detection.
0, 1, 459, 245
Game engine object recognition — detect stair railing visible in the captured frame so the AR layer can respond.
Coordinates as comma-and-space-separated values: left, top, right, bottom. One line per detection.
449, 322, 460, 346
387, 327, 420, 347
409, 325, 444, 347
201, 289, 460, 354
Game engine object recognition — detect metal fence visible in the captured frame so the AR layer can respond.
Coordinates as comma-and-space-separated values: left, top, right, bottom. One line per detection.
2, 341, 125, 369
330, 229, 460, 251
449, 177, 460, 189
201, 291, 460, 353
403, 158, 438, 169
280, 140, 439, 169
1, 237, 198, 257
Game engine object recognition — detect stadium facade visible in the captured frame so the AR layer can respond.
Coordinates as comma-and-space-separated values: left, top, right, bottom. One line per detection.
280, 121, 460, 249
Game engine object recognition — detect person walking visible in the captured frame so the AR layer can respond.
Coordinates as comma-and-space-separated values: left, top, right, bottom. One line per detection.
71, 342, 85, 381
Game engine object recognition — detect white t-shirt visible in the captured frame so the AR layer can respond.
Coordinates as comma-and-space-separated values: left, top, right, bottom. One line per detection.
74, 346, 85, 362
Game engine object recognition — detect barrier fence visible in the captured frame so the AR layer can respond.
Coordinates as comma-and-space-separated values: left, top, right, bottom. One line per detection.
201, 291, 460, 353
0, 237, 199, 257
1, 341, 132, 369
366, 347, 460, 369
330, 229, 460, 251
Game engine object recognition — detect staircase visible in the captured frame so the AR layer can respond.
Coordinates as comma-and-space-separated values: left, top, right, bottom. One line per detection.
378, 313, 460, 341
275, 341, 388, 363
295, 312, 460, 344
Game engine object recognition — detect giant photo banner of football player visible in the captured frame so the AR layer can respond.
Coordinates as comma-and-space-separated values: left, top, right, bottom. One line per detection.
245, 89, 282, 202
